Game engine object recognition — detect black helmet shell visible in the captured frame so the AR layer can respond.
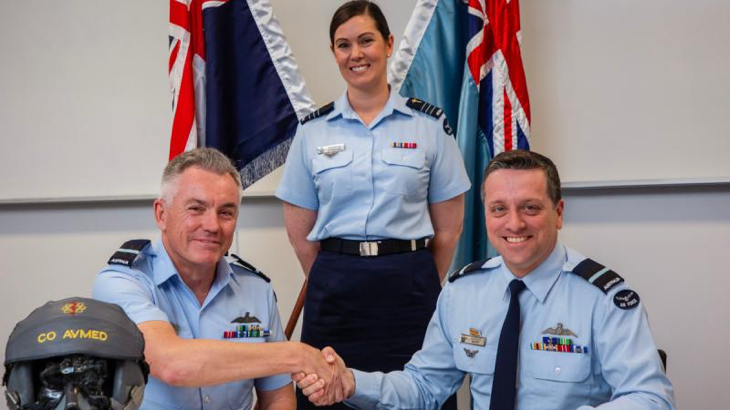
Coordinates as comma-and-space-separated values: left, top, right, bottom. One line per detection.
5, 297, 144, 365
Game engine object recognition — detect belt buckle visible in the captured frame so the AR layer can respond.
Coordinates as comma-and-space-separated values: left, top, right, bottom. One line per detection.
359, 241, 379, 257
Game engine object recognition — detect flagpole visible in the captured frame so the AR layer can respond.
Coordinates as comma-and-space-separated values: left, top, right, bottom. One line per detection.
285, 280, 307, 340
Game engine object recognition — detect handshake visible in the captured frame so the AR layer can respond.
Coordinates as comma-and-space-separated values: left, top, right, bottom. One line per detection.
294, 346, 355, 406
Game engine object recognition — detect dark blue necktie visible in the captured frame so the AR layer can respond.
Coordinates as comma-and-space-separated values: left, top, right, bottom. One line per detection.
490, 279, 526, 410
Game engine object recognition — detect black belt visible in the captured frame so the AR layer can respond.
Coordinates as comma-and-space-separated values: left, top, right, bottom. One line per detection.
320, 237, 428, 257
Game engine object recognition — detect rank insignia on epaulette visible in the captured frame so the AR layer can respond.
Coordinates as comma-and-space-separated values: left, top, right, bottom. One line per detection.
300, 102, 335, 125
448, 258, 491, 282
230, 254, 271, 283
406, 97, 444, 119
108, 239, 150, 267
571, 258, 624, 294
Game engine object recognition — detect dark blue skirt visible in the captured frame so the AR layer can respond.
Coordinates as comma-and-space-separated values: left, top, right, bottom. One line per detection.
296, 248, 454, 409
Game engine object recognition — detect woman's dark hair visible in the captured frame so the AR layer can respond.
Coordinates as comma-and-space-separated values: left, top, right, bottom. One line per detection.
329, 1, 391, 45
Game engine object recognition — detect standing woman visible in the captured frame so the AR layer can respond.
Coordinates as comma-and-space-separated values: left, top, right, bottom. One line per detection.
276, 1, 469, 408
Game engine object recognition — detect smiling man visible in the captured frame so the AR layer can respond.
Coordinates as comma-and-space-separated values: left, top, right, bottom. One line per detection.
93, 148, 334, 410
296, 150, 676, 410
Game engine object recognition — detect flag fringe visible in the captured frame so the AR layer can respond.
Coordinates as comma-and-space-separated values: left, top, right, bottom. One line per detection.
239, 137, 292, 190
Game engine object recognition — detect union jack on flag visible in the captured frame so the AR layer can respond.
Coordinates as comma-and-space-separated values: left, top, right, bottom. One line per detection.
168, 0, 314, 187
466, 0, 531, 154
168, 0, 213, 159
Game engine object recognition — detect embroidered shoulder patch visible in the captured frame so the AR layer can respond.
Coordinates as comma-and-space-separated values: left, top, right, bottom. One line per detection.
571, 258, 624, 294
230, 254, 270, 283
613, 289, 641, 310
107, 239, 150, 267
406, 97, 444, 119
449, 259, 491, 283
300, 102, 334, 125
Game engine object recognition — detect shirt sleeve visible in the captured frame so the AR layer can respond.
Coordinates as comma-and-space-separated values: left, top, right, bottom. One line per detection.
254, 284, 293, 392
346, 285, 466, 409
581, 284, 676, 410
427, 116, 471, 204
92, 268, 169, 325
275, 125, 319, 210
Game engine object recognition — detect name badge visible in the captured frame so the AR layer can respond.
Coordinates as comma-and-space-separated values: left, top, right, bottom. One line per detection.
317, 143, 345, 157
460, 334, 486, 347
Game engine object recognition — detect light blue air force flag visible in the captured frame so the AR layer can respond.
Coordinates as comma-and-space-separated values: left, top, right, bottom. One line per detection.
390, 0, 532, 272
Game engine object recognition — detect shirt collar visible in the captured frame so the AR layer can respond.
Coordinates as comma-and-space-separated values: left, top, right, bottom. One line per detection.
498, 241, 567, 303
327, 87, 411, 125
150, 239, 178, 286
151, 239, 235, 290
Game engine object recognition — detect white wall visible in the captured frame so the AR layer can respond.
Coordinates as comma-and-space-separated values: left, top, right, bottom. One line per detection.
2, 0, 730, 409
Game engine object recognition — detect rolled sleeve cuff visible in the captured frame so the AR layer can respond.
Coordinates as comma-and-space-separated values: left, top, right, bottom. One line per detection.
344, 369, 380, 409
129, 310, 169, 325
275, 188, 318, 211
427, 181, 471, 204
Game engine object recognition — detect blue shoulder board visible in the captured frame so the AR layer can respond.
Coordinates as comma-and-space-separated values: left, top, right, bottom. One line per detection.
300, 102, 334, 125
107, 239, 150, 267
230, 254, 270, 283
449, 258, 491, 283
406, 97, 443, 119
571, 258, 624, 294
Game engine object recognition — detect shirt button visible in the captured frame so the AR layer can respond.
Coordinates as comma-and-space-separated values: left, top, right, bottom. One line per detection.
554, 367, 561, 374
204, 395, 211, 403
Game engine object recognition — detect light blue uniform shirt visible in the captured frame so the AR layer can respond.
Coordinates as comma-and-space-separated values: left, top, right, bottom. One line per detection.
275, 91, 470, 241
92, 240, 290, 410
347, 242, 676, 409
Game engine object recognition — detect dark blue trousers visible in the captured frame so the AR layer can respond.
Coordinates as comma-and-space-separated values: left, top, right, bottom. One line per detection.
296, 249, 457, 409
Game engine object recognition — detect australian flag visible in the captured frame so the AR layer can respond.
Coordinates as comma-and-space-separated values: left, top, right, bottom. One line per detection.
168, 0, 315, 188
390, 0, 531, 270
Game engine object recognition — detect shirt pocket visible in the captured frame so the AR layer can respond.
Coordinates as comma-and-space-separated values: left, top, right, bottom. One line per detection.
453, 345, 497, 375
380, 148, 427, 196
525, 349, 591, 383
311, 149, 354, 200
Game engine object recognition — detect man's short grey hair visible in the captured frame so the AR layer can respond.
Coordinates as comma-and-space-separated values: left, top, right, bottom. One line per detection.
482, 149, 562, 206
160, 148, 242, 203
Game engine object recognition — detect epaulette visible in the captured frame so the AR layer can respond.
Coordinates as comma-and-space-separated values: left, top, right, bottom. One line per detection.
230, 254, 270, 283
571, 258, 624, 294
300, 102, 335, 125
108, 239, 150, 267
448, 258, 491, 283
406, 97, 444, 119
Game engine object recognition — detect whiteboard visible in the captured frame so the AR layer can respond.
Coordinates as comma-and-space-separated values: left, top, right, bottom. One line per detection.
1, 0, 728, 201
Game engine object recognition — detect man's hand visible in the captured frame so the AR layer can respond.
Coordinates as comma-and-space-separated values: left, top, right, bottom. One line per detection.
293, 347, 355, 406
294, 343, 341, 387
